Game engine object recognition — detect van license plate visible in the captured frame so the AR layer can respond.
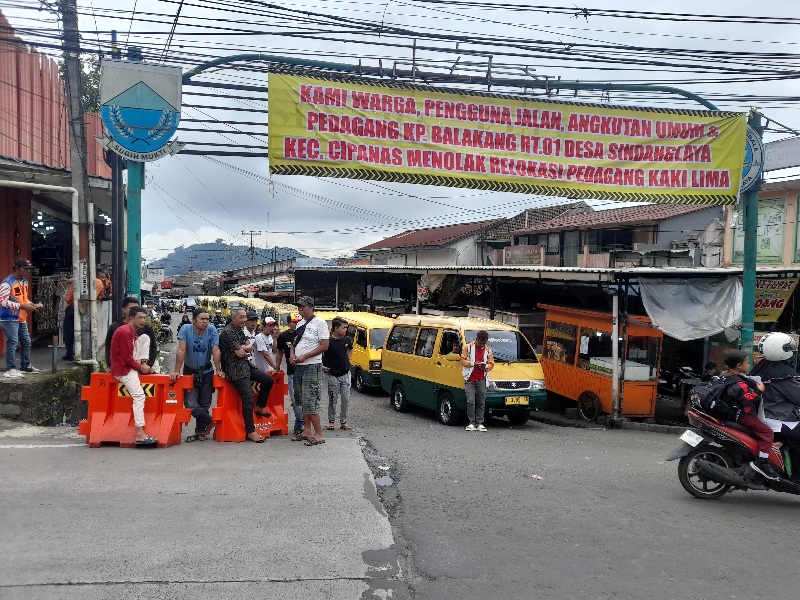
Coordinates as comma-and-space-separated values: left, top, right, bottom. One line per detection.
680, 430, 704, 447
505, 396, 529, 406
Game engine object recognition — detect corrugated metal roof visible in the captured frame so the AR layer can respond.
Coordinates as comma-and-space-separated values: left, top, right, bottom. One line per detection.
761, 178, 800, 192
358, 219, 501, 251
513, 204, 713, 235
295, 263, 800, 283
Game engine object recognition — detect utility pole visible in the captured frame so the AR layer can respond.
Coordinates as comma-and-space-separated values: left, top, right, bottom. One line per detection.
242, 231, 266, 285
109, 30, 126, 315
59, 0, 93, 360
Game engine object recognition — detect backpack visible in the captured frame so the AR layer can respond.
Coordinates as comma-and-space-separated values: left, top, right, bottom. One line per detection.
689, 375, 741, 421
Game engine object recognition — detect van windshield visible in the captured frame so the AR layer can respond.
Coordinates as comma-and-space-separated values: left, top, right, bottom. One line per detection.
464, 330, 538, 363
370, 328, 390, 349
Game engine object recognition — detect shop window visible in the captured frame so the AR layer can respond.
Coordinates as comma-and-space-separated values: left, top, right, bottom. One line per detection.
544, 321, 577, 365
733, 197, 785, 263
626, 336, 660, 381
387, 326, 418, 354
577, 328, 614, 373
415, 328, 438, 357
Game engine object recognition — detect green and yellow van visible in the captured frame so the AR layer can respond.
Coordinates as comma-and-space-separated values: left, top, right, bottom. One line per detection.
336, 312, 395, 392
380, 315, 546, 426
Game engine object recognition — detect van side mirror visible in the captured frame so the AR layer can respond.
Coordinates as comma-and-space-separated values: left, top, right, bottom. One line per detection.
445, 353, 461, 362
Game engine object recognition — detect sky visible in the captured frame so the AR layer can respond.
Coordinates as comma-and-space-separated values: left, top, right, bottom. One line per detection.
3, 0, 800, 263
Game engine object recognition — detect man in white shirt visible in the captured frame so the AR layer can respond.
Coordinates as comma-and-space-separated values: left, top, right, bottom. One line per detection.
290, 296, 329, 446
254, 317, 278, 373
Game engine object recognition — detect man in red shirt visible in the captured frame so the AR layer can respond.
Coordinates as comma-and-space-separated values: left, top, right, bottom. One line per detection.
110, 306, 156, 446
460, 330, 495, 432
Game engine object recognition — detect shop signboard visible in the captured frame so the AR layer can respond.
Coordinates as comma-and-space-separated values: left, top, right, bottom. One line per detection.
504, 245, 543, 266
754, 278, 799, 322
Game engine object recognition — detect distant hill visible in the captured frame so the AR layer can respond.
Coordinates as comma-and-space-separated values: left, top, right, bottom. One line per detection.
148, 241, 306, 275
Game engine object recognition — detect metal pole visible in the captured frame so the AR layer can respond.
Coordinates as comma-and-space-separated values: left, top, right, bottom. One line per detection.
126, 161, 143, 299
111, 151, 125, 312
740, 112, 763, 362
611, 292, 620, 419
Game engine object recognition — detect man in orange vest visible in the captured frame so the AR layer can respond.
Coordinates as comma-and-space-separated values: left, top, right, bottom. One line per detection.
0, 259, 43, 378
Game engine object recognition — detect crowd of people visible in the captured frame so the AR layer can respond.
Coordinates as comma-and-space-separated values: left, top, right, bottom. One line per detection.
105, 294, 352, 446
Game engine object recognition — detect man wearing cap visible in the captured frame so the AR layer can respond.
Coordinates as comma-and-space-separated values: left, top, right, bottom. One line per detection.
276, 312, 303, 438
219, 307, 274, 443
1, 259, 42, 377
254, 316, 278, 373
290, 296, 329, 446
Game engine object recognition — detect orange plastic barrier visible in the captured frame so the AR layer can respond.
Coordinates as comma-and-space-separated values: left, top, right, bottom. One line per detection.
78, 373, 193, 448
211, 370, 290, 442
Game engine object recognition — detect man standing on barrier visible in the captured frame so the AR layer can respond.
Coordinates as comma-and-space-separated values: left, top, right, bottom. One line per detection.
219, 307, 274, 443
110, 306, 156, 446
290, 296, 329, 446
170, 307, 223, 442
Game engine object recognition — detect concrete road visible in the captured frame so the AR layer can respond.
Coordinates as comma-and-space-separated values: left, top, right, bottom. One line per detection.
349, 385, 800, 600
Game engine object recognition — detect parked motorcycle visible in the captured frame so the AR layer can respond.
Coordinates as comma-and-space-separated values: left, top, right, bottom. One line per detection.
156, 322, 174, 345
666, 406, 800, 499
658, 363, 698, 396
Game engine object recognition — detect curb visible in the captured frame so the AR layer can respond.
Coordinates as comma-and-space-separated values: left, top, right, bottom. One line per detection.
531, 411, 688, 435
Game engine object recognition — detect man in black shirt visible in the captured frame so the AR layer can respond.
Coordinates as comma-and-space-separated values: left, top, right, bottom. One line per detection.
275, 312, 303, 438
218, 307, 274, 443
104, 297, 158, 367
323, 317, 353, 431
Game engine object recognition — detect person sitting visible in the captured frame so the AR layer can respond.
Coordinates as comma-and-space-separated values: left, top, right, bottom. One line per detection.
750, 332, 800, 478
721, 349, 781, 481
700, 361, 720, 382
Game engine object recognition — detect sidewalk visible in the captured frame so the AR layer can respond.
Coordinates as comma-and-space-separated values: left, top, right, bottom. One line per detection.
0, 417, 407, 600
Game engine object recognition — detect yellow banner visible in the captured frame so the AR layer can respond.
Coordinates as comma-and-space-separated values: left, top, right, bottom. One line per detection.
268, 74, 747, 204
755, 278, 798, 322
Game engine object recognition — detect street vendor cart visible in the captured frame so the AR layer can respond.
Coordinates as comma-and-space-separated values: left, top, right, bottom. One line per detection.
539, 304, 662, 420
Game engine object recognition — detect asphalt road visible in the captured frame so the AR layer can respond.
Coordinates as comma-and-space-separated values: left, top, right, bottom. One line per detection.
350, 384, 800, 600
3, 313, 799, 600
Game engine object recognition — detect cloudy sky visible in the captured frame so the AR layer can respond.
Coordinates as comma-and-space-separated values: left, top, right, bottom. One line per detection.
4, 0, 799, 260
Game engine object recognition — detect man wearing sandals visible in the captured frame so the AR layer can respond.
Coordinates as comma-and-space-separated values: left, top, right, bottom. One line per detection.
290, 296, 329, 446
219, 308, 275, 443
110, 306, 156, 445
323, 317, 353, 431
169, 307, 223, 441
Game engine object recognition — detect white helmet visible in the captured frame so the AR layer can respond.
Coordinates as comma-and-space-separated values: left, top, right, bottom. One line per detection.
760, 332, 798, 362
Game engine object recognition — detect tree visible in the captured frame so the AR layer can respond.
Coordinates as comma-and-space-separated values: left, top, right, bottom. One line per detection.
58, 54, 100, 113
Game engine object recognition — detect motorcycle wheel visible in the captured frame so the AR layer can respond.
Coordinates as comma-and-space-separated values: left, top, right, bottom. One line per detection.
678, 446, 734, 500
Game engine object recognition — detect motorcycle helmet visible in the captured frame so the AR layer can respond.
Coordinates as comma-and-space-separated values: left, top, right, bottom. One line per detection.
759, 332, 798, 361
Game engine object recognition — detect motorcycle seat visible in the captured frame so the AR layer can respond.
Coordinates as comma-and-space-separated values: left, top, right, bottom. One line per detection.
723, 421, 753, 435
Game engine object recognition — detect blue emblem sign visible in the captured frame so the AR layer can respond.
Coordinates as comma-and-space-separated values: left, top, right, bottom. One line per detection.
740, 124, 764, 194
99, 60, 184, 161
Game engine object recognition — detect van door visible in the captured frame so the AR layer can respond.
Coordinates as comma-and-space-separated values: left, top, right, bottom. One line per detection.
409, 327, 438, 409
435, 329, 466, 403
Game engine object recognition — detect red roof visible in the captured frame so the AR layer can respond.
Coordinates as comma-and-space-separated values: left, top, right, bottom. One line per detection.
359, 219, 501, 251
514, 204, 713, 234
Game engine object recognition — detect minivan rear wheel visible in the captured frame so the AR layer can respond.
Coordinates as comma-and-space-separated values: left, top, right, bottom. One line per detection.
437, 391, 463, 426
391, 382, 410, 412
354, 368, 366, 393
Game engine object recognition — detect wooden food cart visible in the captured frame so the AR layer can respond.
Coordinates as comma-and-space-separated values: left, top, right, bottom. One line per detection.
539, 304, 662, 420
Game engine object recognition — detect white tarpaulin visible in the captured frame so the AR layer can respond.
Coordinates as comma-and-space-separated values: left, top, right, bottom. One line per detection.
639, 277, 742, 341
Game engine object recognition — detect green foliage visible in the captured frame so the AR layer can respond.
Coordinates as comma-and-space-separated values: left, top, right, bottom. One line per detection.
57, 54, 101, 113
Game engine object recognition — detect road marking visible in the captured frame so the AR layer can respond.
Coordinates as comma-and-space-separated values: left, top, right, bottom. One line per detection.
0, 444, 85, 449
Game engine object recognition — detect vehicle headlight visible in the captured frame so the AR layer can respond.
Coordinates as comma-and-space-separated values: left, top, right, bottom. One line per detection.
369, 360, 382, 370
530, 380, 546, 391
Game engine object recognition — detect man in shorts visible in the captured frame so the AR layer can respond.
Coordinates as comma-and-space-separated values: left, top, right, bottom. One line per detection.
290, 296, 329, 446
169, 307, 223, 441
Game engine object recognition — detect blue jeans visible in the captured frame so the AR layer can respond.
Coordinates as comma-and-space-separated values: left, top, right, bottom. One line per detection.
1, 320, 31, 370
